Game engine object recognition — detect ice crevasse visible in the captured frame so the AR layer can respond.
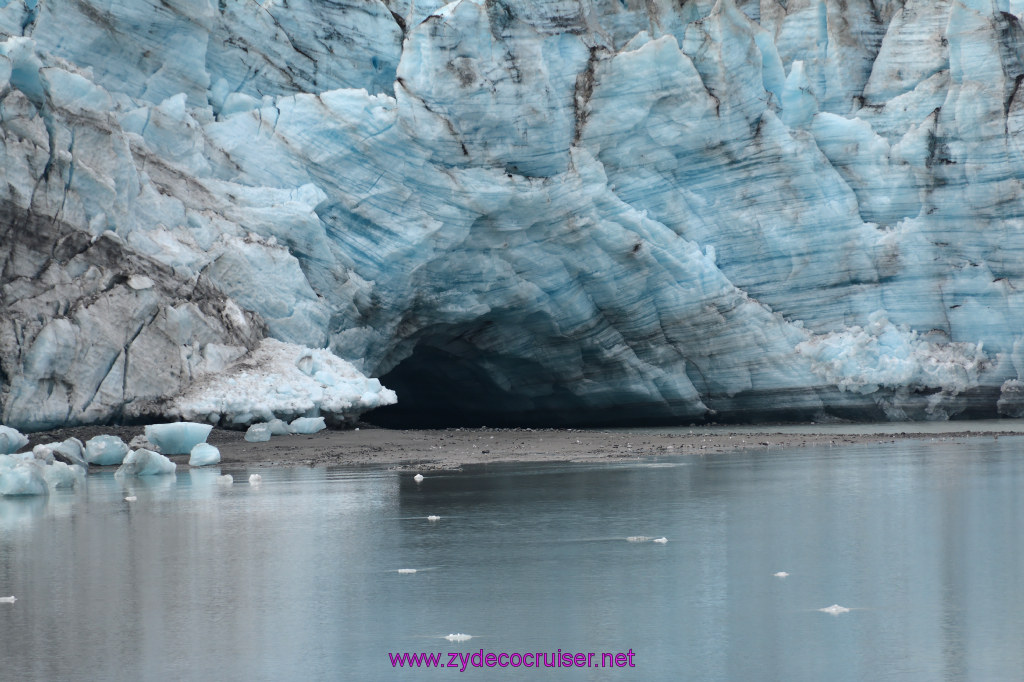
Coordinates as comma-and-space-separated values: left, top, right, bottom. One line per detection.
2, 0, 1024, 429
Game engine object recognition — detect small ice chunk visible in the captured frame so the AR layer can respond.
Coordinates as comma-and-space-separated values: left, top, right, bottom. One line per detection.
145, 422, 213, 455
819, 604, 850, 615
413, 474, 424, 483
773, 572, 789, 578
653, 537, 668, 544
0, 459, 48, 496
288, 416, 326, 434
427, 515, 441, 521
85, 435, 130, 466
217, 474, 234, 485
248, 473, 262, 485
0, 596, 16, 604
626, 536, 653, 543
245, 423, 272, 442
397, 568, 417, 574
0, 425, 29, 454
267, 419, 290, 435
445, 633, 472, 642
189, 443, 221, 467
124, 496, 138, 502
115, 449, 177, 477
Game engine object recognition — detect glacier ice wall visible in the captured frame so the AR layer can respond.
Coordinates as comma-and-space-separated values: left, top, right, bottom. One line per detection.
3, 0, 1024, 428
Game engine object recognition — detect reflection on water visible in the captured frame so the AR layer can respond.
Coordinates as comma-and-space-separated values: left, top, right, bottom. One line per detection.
1, 439, 1023, 681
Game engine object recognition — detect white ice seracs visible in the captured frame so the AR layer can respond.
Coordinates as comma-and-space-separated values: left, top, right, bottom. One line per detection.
171, 339, 397, 428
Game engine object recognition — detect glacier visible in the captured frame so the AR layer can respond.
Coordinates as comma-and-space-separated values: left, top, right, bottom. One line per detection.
2, 0, 1024, 427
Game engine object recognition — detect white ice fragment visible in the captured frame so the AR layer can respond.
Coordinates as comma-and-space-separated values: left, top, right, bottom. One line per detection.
773, 572, 789, 578
288, 416, 326, 434
653, 537, 668, 544
0, 596, 16, 604
413, 474, 424, 483
84, 435, 130, 466
189, 443, 221, 466
626, 536, 653, 543
145, 422, 213, 455
217, 474, 233, 485
248, 473, 262, 485
819, 604, 850, 615
397, 568, 417, 574
427, 515, 441, 521
115, 449, 176, 476
445, 633, 472, 642
0, 426, 29, 455
244, 423, 272, 442
124, 496, 137, 502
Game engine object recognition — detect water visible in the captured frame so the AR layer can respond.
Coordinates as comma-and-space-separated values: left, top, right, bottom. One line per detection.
1, 438, 1023, 681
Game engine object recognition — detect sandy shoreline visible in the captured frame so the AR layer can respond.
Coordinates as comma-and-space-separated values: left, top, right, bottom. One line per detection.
26, 420, 1024, 470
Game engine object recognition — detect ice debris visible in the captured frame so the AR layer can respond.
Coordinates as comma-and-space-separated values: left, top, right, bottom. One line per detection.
171, 339, 397, 427
145, 422, 213, 455
413, 474, 424, 483
397, 568, 417, 574
85, 436, 130, 466
0, 596, 16, 604
189, 443, 221, 467
427, 515, 441, 521
773, 572, 790, 578
114, 449, 176, 477
217, 474, 233, 486
445, 634, 473, 642
248, 473, 262, 485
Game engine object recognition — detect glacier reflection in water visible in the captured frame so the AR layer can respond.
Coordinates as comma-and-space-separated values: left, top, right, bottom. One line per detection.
1, 438, 1023, 680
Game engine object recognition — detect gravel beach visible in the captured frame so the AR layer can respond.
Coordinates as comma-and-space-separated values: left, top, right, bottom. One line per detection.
25, 420, 1024, 470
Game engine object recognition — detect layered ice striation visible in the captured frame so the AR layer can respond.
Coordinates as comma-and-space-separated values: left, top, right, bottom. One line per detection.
3, 0, 1024, 426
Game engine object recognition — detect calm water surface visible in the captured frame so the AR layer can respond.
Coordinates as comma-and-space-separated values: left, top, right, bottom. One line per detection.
1, 437, 1022, 681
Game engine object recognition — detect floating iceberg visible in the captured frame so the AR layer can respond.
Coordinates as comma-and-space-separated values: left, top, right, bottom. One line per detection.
114, 449, 176, 477
145, 422, 213, 455
85, 436, 130, 466
188, 443, 220, 467
0, 426, 28, 455
43, 462, 86, 489
248, 473, 261, 486
445, 634, 473, 642
819, 604, 851, 615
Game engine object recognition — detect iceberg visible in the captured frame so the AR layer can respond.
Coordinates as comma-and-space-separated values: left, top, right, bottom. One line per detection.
145, 422, 213, 455
0, 426, 28, 455
115, 448, 177, 477
84, 436, 130, 466
4, 1, 1024, 426
0, 456, 48, 496
188, 443, 221, 467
